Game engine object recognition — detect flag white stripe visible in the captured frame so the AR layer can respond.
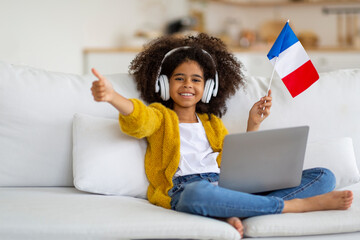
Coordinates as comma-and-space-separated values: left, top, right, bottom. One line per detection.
270, 41, 310, 78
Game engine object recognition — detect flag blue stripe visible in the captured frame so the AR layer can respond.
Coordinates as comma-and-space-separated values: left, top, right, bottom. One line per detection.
267, 22, 299, 60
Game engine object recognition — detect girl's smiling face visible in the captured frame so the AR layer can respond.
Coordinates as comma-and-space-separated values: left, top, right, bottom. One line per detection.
169, 60, 205, 112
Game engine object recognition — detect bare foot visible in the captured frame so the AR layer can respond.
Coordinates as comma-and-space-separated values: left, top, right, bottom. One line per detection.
226, 217, 244, 238
283, 190, 353, 213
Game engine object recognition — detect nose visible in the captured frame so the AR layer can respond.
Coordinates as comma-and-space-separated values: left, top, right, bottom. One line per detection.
183, 78, 193, 88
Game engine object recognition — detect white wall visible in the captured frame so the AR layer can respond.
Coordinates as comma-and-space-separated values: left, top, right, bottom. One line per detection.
0, 0, 188, 74
1, 0, 357, 75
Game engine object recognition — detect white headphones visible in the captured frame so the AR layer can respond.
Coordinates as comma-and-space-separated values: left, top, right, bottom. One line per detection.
155, 46, 219, 103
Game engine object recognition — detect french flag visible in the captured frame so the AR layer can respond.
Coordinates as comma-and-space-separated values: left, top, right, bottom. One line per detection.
267, 21, 319, 98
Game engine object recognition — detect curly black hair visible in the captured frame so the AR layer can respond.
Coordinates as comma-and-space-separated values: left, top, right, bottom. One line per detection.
129, 33, 245, 118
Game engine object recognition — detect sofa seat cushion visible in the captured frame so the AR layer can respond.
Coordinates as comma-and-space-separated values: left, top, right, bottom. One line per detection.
0, 187, 239, 240
242, 182, 360, 238
1, 185, 360, 240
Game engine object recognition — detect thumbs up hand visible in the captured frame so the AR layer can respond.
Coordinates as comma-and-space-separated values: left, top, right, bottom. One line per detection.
90, 68, 134, 115
91, 68, 114, 103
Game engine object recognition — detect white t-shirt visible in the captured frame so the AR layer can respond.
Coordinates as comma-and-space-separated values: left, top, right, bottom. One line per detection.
174, 116, 220, 177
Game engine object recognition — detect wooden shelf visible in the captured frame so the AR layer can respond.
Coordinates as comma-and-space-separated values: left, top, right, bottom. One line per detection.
83, 47, 142, 54
232, 46, 360, 52
191, 0, 360, 7
84, 46, 360, 54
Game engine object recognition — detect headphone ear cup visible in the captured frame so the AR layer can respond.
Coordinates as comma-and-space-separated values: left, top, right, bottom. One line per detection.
158, 75, 170, 101
202, 79, 215, 103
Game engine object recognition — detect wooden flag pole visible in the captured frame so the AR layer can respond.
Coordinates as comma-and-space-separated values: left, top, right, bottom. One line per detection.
262, 57, 278, 118
261, 19, 289, 117
267, 57, 278, 95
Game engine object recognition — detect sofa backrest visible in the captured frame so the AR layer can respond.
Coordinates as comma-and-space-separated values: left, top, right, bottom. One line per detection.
0, 61, 139, 186
1, 60, 359, 187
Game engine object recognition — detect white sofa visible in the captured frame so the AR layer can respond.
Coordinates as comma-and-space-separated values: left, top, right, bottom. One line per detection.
0, 60, 360, 240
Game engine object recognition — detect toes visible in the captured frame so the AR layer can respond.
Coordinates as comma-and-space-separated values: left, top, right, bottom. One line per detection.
345, 190, 353, 198
226, 217, 244, 237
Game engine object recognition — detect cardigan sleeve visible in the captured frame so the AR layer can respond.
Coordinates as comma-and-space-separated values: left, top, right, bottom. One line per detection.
119, 98, 163, 139
211, 114, 228, 167
217, 118, 228, 166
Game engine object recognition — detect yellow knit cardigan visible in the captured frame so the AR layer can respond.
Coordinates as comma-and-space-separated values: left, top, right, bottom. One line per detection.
119, 98, 228, 209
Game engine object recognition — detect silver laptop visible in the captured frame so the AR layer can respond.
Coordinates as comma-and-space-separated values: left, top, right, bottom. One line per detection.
218, 126, 309, 193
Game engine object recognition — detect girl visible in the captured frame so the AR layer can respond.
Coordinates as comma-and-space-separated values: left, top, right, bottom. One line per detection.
91, 33, 353, 238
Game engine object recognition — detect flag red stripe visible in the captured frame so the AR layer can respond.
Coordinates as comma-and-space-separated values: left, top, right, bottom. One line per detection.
282, 60, 319, 98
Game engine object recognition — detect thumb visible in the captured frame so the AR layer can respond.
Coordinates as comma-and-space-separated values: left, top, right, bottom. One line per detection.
267, 89, 272, 97
92, 68, 105, 83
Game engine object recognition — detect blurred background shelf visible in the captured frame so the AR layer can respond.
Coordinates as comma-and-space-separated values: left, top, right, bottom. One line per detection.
192, 0, 360, 7
83, 46, 360, 53
83, 47, 360, 76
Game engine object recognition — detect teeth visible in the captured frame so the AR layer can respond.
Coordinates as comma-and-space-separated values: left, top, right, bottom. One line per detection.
180, 93, 193, 96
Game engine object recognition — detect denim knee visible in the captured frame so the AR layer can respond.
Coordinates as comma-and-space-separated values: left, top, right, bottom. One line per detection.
175, 181, 212, 215
311, 167, 336, 193
321, 167, 336, 191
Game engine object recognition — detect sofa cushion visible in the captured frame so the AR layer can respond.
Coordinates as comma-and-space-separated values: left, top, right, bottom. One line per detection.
304, 137, 360, 189
242, 182, 360, 238
0, 187, 240, 240
0, 61, 139, 186
1, 185, 359, 239
73, 113, 148, 198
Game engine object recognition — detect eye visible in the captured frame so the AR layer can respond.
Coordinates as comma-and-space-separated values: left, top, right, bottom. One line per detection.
192, 78, 201, 83
175, 77, 184, 81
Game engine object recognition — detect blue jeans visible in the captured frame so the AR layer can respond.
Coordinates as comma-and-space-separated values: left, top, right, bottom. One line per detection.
168, 168, 335, 218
